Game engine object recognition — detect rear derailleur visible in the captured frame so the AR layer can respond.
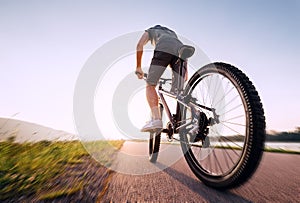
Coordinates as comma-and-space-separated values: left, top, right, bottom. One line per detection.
188, 107, 211, 146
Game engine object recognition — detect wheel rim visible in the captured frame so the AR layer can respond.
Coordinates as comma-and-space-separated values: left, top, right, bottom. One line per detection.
182, 69, 249, 177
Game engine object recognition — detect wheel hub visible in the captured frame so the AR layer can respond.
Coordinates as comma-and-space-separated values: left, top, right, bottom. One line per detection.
190, 110, 210, 142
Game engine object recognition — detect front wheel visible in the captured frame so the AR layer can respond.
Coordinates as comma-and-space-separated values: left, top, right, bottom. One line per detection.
148, 103, 163, 163
180, 62, 266, 189
149, 131, 161, 163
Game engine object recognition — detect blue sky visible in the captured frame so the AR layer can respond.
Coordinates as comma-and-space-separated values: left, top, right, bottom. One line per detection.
0, 0, 299, 134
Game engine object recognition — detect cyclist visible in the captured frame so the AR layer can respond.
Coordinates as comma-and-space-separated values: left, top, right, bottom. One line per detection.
135, 25, 187, 132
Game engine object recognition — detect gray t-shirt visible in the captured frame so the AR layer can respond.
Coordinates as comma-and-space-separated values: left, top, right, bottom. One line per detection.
145, 25, 183, 56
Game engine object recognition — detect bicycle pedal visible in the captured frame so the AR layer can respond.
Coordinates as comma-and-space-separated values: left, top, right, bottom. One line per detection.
149, 128, 163, 133
162, 128, 169, 133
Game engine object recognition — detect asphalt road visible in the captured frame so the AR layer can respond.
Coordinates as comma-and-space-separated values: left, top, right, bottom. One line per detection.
102, 141, 300, 202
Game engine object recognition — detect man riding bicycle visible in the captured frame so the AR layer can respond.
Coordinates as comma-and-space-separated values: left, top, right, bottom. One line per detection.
135, 25, 188, 132
134, 25, 266, 190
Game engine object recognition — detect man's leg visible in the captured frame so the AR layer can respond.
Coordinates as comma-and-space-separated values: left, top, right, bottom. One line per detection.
141, 51, 171, 132
140, 84, 162, 132
146, 84, 161, 120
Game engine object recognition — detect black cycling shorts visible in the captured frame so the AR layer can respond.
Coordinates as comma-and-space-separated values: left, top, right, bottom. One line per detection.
146, 51, 186, 90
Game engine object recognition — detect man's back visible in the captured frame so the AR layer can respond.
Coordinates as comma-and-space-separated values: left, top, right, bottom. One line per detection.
146, 25, 183, 56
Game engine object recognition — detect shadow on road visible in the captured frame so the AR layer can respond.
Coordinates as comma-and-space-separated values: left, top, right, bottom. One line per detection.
155, 162, 251, 203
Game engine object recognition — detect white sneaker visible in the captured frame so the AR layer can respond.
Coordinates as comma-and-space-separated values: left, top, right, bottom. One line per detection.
141, 119, 163, 132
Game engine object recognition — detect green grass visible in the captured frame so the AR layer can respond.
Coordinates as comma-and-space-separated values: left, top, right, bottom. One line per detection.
161, 140, 300, 154
0, 139, 124, 200
39, 181, 84, 200
264, 147, 300, 155
82, 140, 125, 167
214, 145, 300, 154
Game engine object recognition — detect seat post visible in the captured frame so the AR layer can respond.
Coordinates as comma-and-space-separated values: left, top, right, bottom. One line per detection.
177, 45, 195, 94
177, 59, 185, 95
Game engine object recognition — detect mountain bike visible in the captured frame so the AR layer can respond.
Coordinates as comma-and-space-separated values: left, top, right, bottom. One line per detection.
137, 45, 266, 189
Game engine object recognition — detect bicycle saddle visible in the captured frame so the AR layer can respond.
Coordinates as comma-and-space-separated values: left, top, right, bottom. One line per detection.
178, 45, 195, 60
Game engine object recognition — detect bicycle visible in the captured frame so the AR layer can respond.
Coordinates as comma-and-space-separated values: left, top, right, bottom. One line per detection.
136, 45, 266, 189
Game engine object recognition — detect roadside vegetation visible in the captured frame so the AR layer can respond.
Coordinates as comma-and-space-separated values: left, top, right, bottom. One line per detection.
266, 128, 300, 142
1, 130, 299, 200
0, 138, 124, 201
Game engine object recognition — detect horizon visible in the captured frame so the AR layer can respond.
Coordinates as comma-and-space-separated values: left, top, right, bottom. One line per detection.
1, 1, 299, 138
0, 116, 299, 139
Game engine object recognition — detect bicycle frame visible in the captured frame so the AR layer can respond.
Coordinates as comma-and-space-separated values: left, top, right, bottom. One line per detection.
157, 86, 178, 131
139, 59, 217, 138
157, 79, 218, 138
157, 83, 192, 136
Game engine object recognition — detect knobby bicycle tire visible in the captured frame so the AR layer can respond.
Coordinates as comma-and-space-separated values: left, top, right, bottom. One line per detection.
148, 104, 163, 163
149, 132, 161, 163
180, 62, 266, 189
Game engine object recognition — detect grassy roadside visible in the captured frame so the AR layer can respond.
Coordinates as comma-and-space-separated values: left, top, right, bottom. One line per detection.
105, 139, 300, 156
1, 139, 296, 200
264, 147, 300, 155
0, 139, 124, 201
160, 140, 300, 154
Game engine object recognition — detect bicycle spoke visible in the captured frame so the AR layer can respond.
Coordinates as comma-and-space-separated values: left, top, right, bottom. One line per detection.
213, 83, 234, 107
211, 75, 220, 104
217, 95, 240, 113
219, 122, 244, 137
219, 104, 243, 116
221, 114, 245, 122
219, 135, 244, 150
210, 128, 243, 153
199, 79, 206, 105
204, 77, 212, 107
221, 121, 246, 127
212, 148, 224, 174
222, 147, 234, 170
208, 149, 212, 173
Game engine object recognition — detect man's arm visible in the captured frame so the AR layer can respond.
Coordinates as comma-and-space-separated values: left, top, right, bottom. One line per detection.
136, 32, 149, 78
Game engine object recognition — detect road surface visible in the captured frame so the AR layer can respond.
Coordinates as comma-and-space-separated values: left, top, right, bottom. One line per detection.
102, 141, 300, 202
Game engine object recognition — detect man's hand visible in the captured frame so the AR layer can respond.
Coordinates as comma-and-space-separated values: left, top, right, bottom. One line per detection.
135, 67, 144, 79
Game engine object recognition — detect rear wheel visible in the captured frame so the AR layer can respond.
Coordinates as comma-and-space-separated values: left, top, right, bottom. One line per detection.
180, 62, 265, 189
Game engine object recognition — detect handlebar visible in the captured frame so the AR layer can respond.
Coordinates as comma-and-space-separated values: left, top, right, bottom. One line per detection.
135, 71, 172, 85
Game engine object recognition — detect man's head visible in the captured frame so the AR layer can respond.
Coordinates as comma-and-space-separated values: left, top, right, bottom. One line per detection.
153, 24, 163, 29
